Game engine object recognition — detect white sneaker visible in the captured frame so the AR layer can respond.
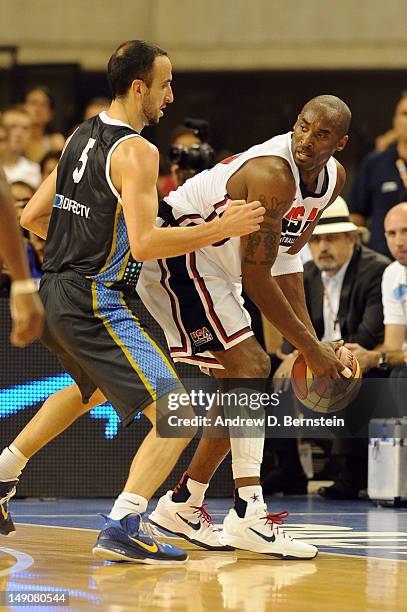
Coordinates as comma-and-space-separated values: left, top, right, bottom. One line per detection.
149, 491, 233, 551
219, 507, 317, 559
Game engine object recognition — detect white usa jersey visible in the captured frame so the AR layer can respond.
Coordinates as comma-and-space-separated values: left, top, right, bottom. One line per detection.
138, 132, 338, 369
157, 131, 337, 281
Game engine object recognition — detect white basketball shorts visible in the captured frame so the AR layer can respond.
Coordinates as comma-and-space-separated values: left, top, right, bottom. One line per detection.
137, 250, 253, 370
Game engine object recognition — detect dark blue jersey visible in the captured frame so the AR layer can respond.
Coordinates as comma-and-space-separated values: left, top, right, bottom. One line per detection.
348, 144, 407, 257
43, 112, 142, 289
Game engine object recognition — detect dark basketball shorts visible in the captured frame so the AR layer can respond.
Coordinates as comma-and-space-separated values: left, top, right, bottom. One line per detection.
39, 271, 182, 426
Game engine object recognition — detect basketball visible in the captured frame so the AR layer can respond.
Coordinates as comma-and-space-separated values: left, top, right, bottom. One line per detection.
291, 347, 362, 413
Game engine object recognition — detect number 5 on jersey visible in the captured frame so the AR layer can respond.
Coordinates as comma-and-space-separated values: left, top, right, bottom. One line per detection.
73, 138, 96, 183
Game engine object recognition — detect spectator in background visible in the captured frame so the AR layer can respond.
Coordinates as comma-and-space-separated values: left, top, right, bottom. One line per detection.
170, 124, 203, 188
348, 92, 407, 257
267, 197, 390, 498
157, 124, 202, 198
10, 181, 35, 224
375, 128, 396, 152
83, 97, 110, 120
2, 106, 41, 189
0, 122, 8, 166
347, 202, 407, 417
24, 86, 65, 163
40, 150, 62, 181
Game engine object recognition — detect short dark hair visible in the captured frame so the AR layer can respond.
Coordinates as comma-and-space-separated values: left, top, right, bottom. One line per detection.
170, 124, 201, 144
302, 95, 351, 138
107, 40, 167, 99
25, 85, 56, 110
40, 150, 62, 174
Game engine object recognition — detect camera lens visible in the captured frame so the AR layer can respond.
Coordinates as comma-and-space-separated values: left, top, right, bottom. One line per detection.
168, 144, 215, 172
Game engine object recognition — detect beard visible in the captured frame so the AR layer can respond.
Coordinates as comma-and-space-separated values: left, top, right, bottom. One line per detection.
314, 255, 338, 271
142, 97, 160, 126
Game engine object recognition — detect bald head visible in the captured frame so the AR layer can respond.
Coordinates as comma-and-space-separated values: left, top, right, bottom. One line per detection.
301, 95, 351, 137
385, 202, 407, 225
384, 202, 407, 265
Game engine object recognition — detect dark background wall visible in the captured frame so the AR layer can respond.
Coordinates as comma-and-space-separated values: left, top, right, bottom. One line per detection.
2, 64, 406, 196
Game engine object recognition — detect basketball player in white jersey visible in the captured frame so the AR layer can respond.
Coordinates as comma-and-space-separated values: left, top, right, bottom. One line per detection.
141, 95, 352, 559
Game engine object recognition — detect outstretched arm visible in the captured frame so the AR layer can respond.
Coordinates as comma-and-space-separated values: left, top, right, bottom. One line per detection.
114, 138, 265, 261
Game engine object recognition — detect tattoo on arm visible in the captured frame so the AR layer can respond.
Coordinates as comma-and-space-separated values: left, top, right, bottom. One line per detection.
244, 232, 261, 261
242, 222, 281, 265
242, 193, 291, 266
261, 228, 279, 265
260, 194, 290, 220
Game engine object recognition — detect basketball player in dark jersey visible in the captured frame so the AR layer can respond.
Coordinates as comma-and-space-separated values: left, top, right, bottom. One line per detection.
0, 168, 44, 346
0, 41, 264, 562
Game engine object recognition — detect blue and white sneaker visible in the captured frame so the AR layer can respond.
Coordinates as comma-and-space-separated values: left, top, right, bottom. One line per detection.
92, 513, 188, 564
0, 479, 18, 536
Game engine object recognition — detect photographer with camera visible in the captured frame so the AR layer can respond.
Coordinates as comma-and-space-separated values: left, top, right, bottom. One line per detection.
163, 119, 266, 347
168, 118, 215, 188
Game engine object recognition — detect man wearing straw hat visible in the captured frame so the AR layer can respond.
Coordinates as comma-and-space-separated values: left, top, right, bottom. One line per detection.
303, 197, 389, 499
265, 196, 390, 498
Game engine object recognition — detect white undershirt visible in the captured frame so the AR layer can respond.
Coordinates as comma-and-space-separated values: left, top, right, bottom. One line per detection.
382, 260, 407, 326
321, 258, 352, 341
3, 156, 41, 189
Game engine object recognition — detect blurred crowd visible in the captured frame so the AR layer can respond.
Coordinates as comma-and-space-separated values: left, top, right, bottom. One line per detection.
0, 88, 111, 291
1, 82, 406, 502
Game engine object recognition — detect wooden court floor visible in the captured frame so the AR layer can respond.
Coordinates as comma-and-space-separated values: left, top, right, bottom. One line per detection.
1, 523, 407, 611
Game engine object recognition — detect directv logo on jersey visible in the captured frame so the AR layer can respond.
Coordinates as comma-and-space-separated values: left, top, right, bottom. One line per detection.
190, 327, 213, 346
54, 194, 90, 219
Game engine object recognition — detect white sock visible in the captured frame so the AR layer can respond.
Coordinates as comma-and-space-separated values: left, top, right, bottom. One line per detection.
0, 445, 28, 481
108, 492, 148, 520
172, 471, 208, 505
185, 477, 208, 505
237, 485, 264, 516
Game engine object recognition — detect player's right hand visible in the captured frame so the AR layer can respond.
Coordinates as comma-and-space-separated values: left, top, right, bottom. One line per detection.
220, 199, 265, 238
302, 341, 348, 379
10, 291, 45, 347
